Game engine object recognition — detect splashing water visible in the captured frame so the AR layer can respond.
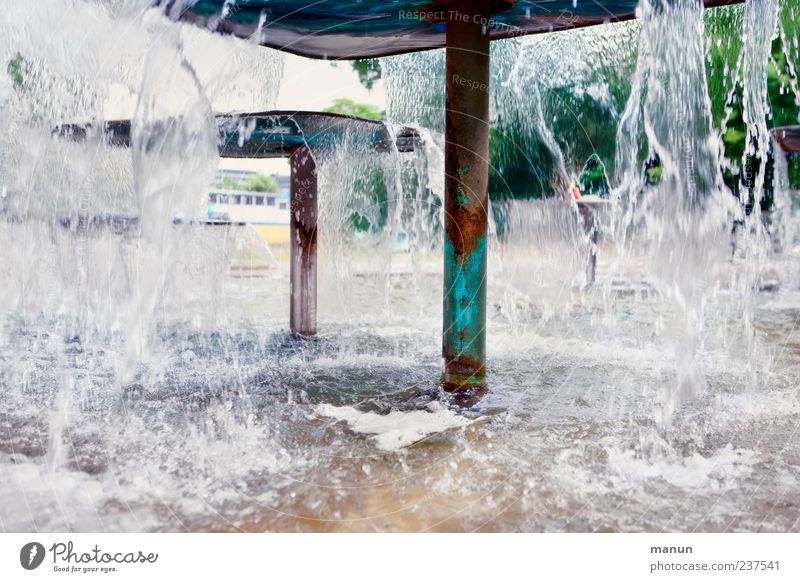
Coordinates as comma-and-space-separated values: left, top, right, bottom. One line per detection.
609, 0, 738, 426
122, 26, 218, 384
1, 0, 800, 533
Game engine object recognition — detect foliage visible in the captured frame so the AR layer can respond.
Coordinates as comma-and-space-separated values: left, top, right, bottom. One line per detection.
579, 154, 611, 196
488, 123, 556, 200
218, 176, 241, 190
245, 174, 279, 193
488, 27, 636, 199
718, 31, 800, 209
644, 156, 663, 186
351, 59, 382, 91
323, 98, 384, 120
705, 7, 744, 129
215, 174, 280, 193
350, 166, 388, 232
346, 7, 800, 209
7, 52, 29, 90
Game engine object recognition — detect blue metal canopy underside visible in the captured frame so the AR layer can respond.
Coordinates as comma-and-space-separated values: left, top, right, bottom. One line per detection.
54, 111, 416, 157
155, 0, 743, 59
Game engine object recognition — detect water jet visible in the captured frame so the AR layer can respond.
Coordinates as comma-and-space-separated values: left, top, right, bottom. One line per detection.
55, 110, 419, 337
154, 0, 743, 393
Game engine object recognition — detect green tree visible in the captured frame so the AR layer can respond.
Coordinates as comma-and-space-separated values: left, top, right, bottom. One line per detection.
7, 52, 29, 90
218, 176, 241, 190
323, 98, 384, 120
579, 154, 611, 197
716, 31, 800, 208
245, 174, 279, 193
345, 5, 799, 209
351, 59, 382, 91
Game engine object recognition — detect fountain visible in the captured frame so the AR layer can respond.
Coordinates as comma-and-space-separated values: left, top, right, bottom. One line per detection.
152, 0, 746, 394
54, 111, 419, 336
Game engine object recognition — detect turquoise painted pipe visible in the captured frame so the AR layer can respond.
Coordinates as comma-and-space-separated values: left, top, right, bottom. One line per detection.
442, 1, 491, 394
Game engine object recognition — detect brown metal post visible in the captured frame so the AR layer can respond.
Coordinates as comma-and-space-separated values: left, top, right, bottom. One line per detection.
442, 0, 492, 394
587, 224, 598, 285
579, 205, 597, 285
290, 145, 318, 336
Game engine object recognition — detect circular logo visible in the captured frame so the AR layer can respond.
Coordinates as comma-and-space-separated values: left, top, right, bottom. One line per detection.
20, 542, 46, 570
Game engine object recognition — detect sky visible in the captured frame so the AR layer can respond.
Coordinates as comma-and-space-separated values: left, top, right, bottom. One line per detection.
220, 54, 386, 176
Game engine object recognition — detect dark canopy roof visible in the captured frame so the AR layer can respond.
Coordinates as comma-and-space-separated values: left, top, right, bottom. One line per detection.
155, 0, 743, 59
54, 111, 416, 157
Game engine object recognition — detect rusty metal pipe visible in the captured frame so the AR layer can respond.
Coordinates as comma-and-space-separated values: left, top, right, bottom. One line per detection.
290, 145, 318, 336
442, 0, 492, 393
579, 205, 598, 285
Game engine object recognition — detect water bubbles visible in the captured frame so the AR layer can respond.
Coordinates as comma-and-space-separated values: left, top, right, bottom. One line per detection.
0, 0, 799, 533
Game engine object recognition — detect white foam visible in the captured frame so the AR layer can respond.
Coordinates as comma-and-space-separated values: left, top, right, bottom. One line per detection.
314, 402, 475, 451
607, 443, 757, 490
